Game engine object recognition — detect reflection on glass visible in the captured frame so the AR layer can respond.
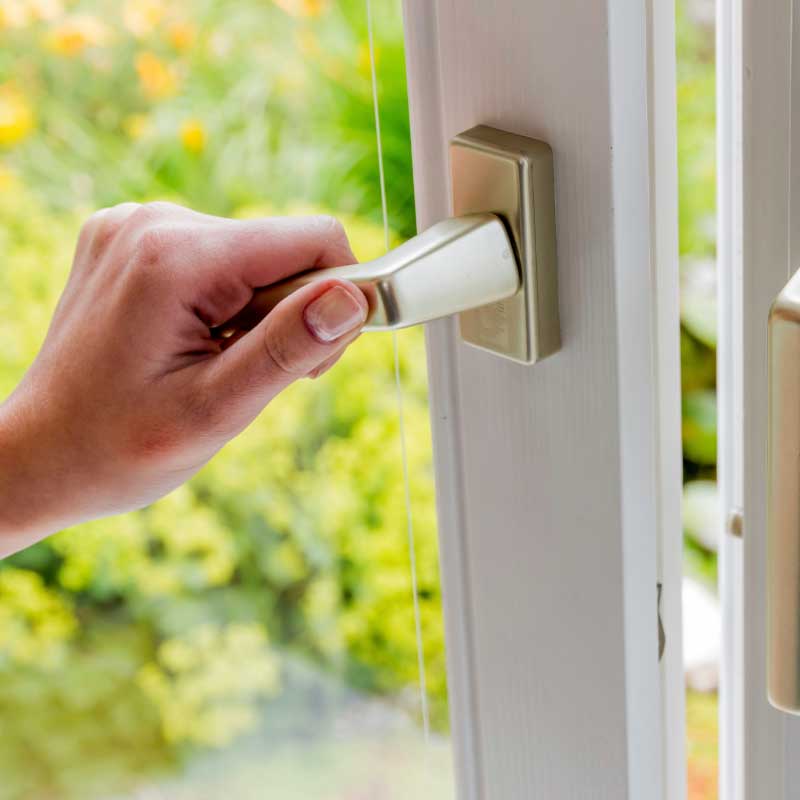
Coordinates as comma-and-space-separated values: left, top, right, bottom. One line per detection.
0, 1, 453, 797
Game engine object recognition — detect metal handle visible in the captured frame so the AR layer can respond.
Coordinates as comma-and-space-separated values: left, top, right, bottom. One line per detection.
768, 270, 800, 712
218, 213, 520, 335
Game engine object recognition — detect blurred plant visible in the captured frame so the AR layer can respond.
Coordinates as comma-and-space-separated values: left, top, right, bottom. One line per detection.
179, 117, 206, 153
0, 83, 34, 147
0, 568, 75, 668
135, 50, 180, 99
137, 623, 280, 747
677, 1, 717, 543
42, 14, 110, 56
677, 5, 718, 797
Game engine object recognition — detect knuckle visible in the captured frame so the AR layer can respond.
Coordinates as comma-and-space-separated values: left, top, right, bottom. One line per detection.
77, 205, 139, 264
131, 225, 173, 269
78, 208, 111, 246
125, 201, 180, 237
136, 200, 181, 221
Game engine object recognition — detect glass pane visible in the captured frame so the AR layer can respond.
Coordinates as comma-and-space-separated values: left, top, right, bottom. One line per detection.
676, 1, 719, 798
0, 1, 454, 797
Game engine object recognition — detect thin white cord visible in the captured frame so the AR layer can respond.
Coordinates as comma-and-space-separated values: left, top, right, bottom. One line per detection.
365, 0, 431, 742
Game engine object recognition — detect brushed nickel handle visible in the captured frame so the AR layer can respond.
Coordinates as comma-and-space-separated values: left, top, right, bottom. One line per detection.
217, 213, 520, 336
768, 270, 800, 712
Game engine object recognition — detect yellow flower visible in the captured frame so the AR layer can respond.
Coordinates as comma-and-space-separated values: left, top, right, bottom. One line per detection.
123, 112, 151, 140
123, 0, 164, 37
44, 15, 109, 57
179, 118, 206, 154
135, 51, 179, 99
273, 0, 328, 18
167, 20, 196, 51
0, 85, 34, 148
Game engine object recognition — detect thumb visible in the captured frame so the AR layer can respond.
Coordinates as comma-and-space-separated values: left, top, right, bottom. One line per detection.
207, 278, 368, 422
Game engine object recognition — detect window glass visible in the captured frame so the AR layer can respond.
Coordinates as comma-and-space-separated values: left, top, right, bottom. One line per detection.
0, 1, 454, 796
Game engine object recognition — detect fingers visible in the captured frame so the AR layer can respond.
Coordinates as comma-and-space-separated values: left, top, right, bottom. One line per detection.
106, 205, 358, 327
186, 215, 358, 324
75, 202, 142, 267
223, 215, 357, 284
200, 278, 368, 430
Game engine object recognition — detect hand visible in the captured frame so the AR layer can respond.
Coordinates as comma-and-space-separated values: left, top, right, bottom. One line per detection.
0, 201, 368, 554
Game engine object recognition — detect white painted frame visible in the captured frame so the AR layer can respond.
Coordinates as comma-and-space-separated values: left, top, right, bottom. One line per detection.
719, 0, 800, 796
402, 1, 685, 797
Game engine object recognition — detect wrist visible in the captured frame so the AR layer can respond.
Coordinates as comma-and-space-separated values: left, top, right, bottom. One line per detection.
0, 390, 72, 555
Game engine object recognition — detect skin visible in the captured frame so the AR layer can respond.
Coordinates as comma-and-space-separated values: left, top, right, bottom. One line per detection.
0, 201, 369, 557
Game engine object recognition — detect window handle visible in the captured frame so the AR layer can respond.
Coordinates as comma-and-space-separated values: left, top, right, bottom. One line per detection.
768, 273, 800, 712
218, 126, 560, 365
220, 212, 520, 335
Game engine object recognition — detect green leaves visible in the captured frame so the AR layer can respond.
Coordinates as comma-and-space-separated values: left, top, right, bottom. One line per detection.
682, 390, 717, 468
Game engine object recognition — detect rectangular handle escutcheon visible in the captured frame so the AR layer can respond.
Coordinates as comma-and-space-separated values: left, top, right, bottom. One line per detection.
451, 126, 560, 364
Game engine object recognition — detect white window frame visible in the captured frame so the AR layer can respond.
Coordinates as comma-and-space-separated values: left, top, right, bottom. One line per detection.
402, 2, 685, 797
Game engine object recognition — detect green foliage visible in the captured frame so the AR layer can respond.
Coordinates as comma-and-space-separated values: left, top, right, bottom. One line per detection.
682, 390, 717, 468
0, 0, 415, 234
137, 623, 280, 747
0, 568, 75, 667
676, 2, 718, 581
0, 625, 172, 800
677, 3, 716, 260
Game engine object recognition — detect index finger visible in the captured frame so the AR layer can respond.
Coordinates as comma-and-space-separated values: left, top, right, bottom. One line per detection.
213, 214, 357, 287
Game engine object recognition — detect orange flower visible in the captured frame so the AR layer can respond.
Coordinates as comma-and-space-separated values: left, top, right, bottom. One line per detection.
44, 15, 110, 57
179, 119, 206, 154
135, 51, 179, 99
167, 21, 196, 52
0, 84, 34, 148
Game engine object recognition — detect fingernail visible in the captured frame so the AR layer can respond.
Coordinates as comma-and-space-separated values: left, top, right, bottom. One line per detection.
304, 286, 366, 343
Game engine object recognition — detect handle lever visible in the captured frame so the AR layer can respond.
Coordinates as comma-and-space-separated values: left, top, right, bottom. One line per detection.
768, 270, 800, 712
218, 213, 520, 335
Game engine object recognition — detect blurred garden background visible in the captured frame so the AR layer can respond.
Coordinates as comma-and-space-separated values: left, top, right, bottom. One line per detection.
677, 2, 719, 798
0, 1, 451, 798
0, 0, 719, 798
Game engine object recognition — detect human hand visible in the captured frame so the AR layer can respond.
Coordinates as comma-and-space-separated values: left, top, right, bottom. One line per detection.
0, 202, 368, 554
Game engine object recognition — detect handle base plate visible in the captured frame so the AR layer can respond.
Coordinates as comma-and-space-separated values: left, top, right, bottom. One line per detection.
451, 126, 560, 365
